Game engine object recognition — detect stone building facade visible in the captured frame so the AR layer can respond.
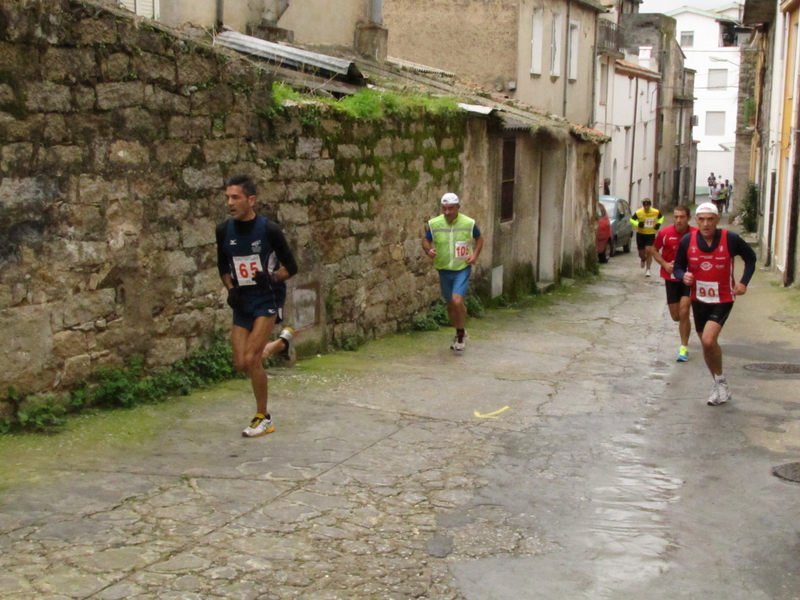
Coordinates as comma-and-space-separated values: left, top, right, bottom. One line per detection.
0, 0, 602, 410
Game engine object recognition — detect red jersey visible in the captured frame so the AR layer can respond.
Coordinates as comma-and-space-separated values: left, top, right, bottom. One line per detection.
654, 225, 697, 281
687, 229, 735, 304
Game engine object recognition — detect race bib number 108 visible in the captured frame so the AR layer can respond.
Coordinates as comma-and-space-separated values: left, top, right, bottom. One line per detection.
233, 254, 263, 286
454, 241, 470, 261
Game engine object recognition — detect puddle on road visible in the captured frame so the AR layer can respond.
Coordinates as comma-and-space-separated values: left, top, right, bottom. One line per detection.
584, 428, 683, 597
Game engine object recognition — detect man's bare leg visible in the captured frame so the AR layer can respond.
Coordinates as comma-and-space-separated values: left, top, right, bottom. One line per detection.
232, 315, 276, 416
448, 293, 467, 330
678, 296, 692, 348
699, 321, 723, 377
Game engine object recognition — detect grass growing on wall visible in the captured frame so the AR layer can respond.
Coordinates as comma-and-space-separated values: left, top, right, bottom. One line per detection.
1, 333, 237, 435
271, 83, 463, 121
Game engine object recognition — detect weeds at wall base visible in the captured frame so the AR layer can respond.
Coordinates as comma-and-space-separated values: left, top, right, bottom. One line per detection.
412, 293, 485, 332
0, 333, 237, 435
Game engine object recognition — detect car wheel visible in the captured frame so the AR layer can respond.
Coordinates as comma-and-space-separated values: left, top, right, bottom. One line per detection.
609, 237, 617, 257
599, 240, 611, 263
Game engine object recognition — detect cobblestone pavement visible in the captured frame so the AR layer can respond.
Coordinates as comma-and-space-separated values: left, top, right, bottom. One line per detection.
2, 238, 800, 599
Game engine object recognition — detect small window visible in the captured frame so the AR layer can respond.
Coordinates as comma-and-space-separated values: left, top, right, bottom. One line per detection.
531, 8, 544, 75
500, 137, 516, 222
705, 111, 726, 136
680, 31, 694, 47
551, 14, 563, 77
720, 22, 739, 47
568, 20, 580, 81
624, 127, 631, 167
708, 68, 728, 89
643, 123, 648, 160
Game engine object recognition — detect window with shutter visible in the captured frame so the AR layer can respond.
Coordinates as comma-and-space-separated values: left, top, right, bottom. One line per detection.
531, 9, 543, 76
118, 0, 159, 19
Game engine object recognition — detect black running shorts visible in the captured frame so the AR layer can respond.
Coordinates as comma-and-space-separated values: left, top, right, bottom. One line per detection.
665, 280, 691, 305
691, 301, 734, 334
636, 232, 656, 250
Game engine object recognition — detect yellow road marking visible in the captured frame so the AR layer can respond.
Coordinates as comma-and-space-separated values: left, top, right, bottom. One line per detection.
473, 406, 510, 418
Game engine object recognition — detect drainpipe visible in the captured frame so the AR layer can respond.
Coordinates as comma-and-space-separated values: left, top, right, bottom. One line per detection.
216, 0, 224, 28
590, 18, 598, 129
562, 0, 571, 119
650, 71, 664, 203
371, 0, 383, 24
628, 76, 639, 202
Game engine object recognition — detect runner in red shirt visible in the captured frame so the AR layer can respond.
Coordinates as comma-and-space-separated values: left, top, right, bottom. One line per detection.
673, 203, 757, 406
650, 205, 697, 362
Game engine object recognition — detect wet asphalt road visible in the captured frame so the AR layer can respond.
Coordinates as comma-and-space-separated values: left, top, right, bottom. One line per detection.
1, 233, 799, 600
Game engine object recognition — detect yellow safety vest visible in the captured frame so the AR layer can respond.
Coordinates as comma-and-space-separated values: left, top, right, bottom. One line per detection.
428, 213, 476, 271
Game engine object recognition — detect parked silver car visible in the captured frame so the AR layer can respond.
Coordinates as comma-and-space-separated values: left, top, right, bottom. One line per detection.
599, 195, 633, 256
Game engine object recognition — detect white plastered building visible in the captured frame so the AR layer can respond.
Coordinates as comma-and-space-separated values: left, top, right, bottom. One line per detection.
667, 3, 744, 194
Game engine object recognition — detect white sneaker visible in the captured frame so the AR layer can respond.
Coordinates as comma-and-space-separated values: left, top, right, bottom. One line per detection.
707, 382, 720, 406
278, 327, 296, 367
715, 381, 731, 405
450, 335, 466, 351
242, 413, 274, 437
645, 268, 651, 277
640, 259, 645, 268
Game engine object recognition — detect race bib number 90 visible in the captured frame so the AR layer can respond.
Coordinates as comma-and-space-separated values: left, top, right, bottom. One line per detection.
454, 241, 470, 261
233, 254, 263, 286
696, 280, 720, 304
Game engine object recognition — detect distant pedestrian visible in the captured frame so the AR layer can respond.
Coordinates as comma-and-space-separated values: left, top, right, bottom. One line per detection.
723, 179, 732, 212
707, 172, 716, 189
717, 182, 729, 213
422, 193, 484, 352
650, 205, 697, 362
629, 198, 664, 277
709, 182, 723, 213
603, 177, 611, 196
673, 202, 757, 406
216, 174, 298, 437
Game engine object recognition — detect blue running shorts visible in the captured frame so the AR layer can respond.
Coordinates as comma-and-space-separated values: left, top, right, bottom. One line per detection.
438, 267, 471, 302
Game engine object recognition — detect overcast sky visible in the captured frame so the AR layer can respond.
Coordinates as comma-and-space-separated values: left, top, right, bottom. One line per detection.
639, 0, 731, 14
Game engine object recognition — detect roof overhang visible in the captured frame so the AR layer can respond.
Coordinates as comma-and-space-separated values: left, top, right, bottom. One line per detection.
615, 59, 662, 81
781, 0, 800, 13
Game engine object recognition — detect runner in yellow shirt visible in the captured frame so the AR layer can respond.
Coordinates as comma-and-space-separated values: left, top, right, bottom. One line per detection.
629, 198, 664, 277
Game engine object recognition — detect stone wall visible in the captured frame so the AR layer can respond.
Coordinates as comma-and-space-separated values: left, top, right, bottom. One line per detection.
0, 0, 471, 408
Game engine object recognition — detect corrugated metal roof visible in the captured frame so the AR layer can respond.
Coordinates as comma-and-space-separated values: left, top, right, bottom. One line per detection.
458, 103, 495, 115
214, 30, 363, 81
387, 57, 456, 78
503, 116, 533, 131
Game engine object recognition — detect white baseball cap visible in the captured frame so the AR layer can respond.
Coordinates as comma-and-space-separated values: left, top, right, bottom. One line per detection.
696, 202, 719, 216
441, 193, 460, 205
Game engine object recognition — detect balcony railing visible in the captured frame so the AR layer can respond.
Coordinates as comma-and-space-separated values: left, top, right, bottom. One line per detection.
597, 19, 623, 55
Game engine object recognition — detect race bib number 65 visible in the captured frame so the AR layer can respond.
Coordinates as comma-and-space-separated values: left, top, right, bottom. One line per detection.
696, 280, 720, 304
455, 241, 470, 261
233, 254, 263, 286
644, 218, 655, 228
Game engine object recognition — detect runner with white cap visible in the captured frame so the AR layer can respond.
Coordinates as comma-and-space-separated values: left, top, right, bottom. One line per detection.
673, 202, 757, 406
422, 193, 484, 351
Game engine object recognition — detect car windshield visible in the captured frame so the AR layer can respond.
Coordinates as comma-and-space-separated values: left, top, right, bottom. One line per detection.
600, 199, 616, 216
